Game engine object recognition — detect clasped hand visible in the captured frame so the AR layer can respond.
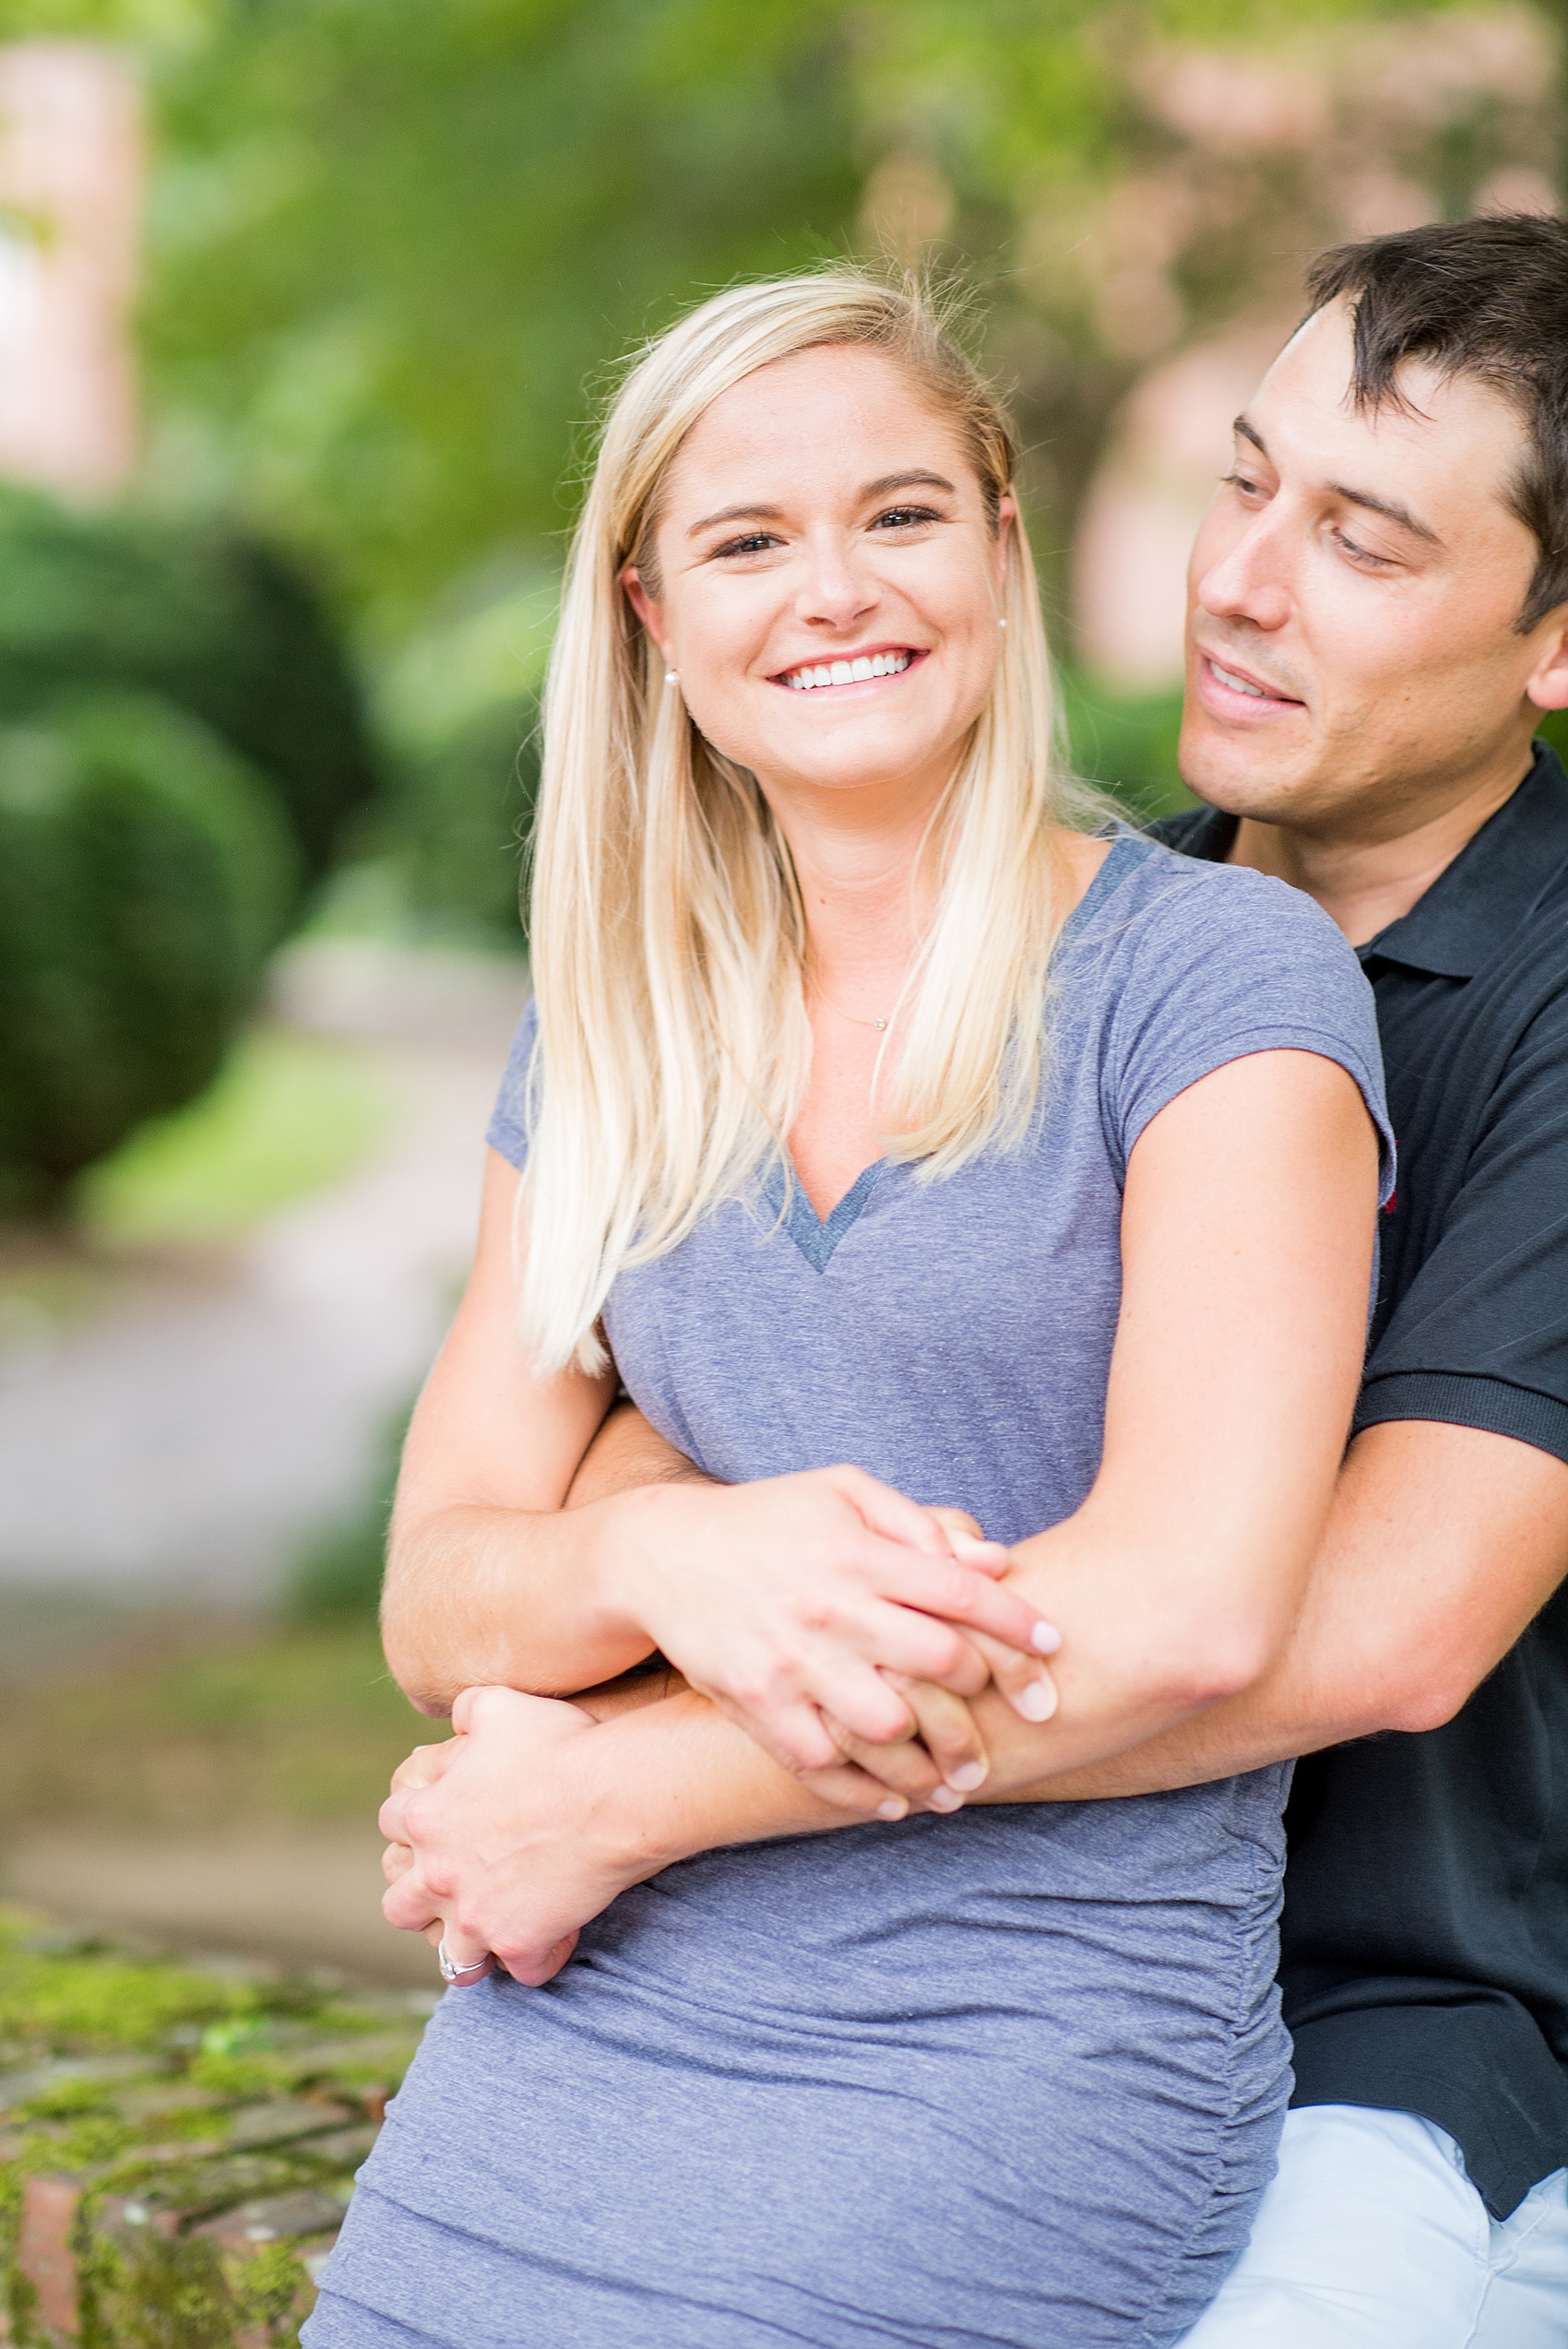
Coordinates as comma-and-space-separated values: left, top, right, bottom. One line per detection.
602, 1464, 1058, 1775
381, 1473, 1061, 1986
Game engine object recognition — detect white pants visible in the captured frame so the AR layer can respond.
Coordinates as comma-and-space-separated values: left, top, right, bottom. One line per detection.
1177, 2105, 1568, 2346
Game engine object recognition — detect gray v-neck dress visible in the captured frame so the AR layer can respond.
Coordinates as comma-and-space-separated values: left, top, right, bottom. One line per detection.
307, 833, 1392, 2349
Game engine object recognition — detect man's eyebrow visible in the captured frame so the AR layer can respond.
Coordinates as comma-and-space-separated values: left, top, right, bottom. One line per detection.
1326, 481, 1443, 547
1232, 412, 1442, 548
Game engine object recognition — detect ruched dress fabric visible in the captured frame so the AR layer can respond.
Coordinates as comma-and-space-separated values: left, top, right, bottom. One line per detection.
305, 832, 1393, 2349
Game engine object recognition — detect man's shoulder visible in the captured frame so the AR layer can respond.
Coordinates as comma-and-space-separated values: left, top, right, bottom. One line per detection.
1143, 802, 1231, 860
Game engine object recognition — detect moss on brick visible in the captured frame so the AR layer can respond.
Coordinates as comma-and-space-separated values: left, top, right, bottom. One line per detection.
0, 1913, 430, 2347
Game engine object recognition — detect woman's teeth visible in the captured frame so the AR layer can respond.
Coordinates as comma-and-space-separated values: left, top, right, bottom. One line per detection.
784, 650, 912, 690
1209, 659, 1267, 698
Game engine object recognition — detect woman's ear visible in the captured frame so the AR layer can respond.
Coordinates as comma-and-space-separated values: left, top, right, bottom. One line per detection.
620, 564, 669, 661
993, 493, 1017, 593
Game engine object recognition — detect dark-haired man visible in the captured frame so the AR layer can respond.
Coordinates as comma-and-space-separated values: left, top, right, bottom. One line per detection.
1154, 213, 1568, 2343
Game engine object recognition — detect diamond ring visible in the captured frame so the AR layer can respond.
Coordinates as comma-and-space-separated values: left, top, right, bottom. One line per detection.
437, 1940, 493, 1987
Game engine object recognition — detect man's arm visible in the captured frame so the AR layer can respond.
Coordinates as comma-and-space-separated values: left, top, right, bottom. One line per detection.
975, 1416, 1568, 1798
567, 1413, 1568, 1804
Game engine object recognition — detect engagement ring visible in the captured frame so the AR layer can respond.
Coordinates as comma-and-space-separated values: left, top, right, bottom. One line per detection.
437, 1940, 493, 1987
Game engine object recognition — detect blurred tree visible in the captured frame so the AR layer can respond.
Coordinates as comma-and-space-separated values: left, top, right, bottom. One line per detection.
0, 691, 296, 1213
7, 0, 1555, 856
136, 0, 1518, 637
144, 0, 864, 633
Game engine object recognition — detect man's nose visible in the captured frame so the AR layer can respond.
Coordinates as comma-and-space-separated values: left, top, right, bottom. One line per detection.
1194, 518, 1292, 635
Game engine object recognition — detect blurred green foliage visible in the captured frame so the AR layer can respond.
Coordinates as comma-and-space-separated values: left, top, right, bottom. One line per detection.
0, 491, 385, 1208
0, 493, 380, 894
0, 694, 294, 1212
1063, 671, 1191, 819
131, 0, 1476, 637
384, 697, 539, 951
0, 1619, 420, 1833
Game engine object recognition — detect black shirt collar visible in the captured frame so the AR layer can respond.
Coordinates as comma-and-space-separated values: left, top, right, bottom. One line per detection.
1172, 742, 1568, 979
1362, 744, 1568, 977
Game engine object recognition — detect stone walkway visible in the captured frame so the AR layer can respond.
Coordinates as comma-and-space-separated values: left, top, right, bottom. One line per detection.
0, 941, 528, 1601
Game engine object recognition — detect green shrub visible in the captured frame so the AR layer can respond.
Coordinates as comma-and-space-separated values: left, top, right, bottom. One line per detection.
0, 694, 296, 1213
0, 491, 382, 897
388, 694, 537, 948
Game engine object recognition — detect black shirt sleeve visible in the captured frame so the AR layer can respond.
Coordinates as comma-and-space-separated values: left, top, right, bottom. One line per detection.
1357, 974, 1568, 1465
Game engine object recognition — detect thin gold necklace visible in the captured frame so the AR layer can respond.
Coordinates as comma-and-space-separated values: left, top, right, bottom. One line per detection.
807, 969, 894, 1033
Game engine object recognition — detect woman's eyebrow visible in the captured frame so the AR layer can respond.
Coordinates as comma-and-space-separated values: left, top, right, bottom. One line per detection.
860, 469, 956, 500
686, 502, 785, 538
686, 471, 958, 538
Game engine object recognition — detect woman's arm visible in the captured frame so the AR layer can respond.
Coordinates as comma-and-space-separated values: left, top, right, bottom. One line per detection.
385, 1046, 1380, 1975
384, 1151, 1056, 1757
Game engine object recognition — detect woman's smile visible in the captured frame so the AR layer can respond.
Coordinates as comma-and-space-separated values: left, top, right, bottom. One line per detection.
774, 647, 922, 692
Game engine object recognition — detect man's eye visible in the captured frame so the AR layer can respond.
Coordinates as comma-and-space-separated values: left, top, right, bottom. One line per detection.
1334, 529, 1393, 570
871, 505, 941, 530
1220, 470, 1263, 498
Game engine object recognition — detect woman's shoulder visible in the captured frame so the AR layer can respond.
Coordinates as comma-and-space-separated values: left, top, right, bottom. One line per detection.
1068, 825, 1363, 981
1060, 826, 1392, 1182
1062, 825, 1383, 1075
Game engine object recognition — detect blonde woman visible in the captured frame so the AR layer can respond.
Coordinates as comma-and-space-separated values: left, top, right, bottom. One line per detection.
305, 272, 1391, 2349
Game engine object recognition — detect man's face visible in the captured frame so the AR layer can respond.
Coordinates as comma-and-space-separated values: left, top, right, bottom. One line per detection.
1182, 297, 1564, 838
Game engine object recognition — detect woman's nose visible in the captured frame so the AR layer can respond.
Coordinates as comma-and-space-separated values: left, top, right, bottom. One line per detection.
796, 533, 878, 630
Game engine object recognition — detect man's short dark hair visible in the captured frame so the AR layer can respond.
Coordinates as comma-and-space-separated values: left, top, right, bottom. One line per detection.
1307, 215, 1568, 633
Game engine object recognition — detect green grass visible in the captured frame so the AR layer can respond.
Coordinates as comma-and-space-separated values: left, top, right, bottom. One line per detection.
0, 1620, 423, 1838
77, 1030, 391, 1250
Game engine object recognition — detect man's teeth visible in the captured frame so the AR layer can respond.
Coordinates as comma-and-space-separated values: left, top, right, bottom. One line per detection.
785, 650, 912, 690
1210, 660, 1268, 699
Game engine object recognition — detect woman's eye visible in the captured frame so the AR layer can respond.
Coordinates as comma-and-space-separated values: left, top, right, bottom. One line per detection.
870, 505, 942, 531
711, 532, 783, 559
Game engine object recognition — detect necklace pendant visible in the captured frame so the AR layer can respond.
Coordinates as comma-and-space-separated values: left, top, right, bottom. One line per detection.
873, 1017, 886, 1031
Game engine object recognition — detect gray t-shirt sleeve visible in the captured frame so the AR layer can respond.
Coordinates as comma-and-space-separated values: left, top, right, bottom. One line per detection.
1096, 861, 1396, 1201
485, 995, 539, 1170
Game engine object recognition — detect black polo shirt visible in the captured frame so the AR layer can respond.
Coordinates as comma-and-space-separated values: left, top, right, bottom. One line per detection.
1155, 741, 1568, 2219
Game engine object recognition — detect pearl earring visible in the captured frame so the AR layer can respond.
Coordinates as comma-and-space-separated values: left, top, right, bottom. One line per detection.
665, 668, 680, 683
997, 617, 1007, 630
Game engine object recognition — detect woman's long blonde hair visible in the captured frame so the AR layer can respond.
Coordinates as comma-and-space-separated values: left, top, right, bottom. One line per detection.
523, 267, 1100, 1374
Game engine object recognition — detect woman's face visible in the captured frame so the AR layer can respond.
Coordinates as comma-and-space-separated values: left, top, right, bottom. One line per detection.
624, 344, 1014, 811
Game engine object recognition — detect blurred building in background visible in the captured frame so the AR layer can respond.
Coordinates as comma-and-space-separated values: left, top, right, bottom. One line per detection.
1069, 4, 1562, 684
0, 40, 140, 498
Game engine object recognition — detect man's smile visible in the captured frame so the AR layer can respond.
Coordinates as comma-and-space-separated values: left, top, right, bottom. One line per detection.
1194, 647, 1307, 717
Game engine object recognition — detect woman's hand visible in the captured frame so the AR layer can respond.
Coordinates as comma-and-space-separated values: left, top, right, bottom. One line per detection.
800, 1510, 1062, 1807
604, 1466, 1058, 1774
381, 1687, 647, 1987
